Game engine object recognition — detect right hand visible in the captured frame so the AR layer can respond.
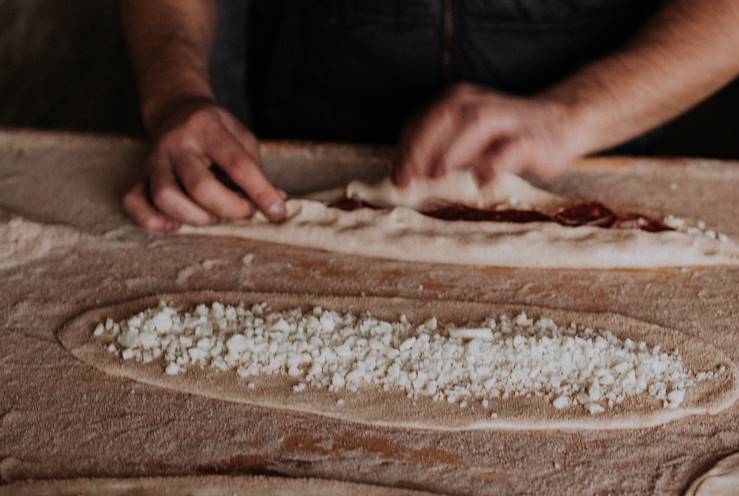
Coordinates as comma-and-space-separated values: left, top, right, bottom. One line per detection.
123, 101, 286, 233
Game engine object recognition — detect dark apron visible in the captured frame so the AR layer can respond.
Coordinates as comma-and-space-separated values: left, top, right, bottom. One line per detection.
247, 0, 664, 146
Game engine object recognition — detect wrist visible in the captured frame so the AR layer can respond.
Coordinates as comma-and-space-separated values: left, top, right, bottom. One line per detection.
139, 73, 216, 137
536, 68, 644, 157
532, 90, 598, 160
143, 94, 217, 138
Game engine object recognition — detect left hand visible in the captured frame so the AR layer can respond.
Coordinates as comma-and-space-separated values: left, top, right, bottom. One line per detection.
394, 82, 585, 186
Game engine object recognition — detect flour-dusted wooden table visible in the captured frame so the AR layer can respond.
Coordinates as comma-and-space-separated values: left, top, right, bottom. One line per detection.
0, 129, 738, 495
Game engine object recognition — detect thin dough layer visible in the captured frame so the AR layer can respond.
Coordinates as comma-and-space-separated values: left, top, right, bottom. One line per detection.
346, 171, 569, 211
57, 292, 739, 431
180, 199, 739, 268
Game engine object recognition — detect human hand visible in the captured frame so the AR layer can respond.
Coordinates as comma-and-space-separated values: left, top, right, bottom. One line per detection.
123, 100, 286, 233
394, 83, 586, 186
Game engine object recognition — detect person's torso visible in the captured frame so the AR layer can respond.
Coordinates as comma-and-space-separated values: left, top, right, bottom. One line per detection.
247, 0, 664, 143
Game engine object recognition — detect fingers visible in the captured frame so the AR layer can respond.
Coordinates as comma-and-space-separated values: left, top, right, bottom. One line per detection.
206, 112, 287, 219
122, 103, 285, 230
395, 84, 493, 186
173, 152, 255, 220
434, 106, 517, 178
527, 152, 568, 180
394, 83, 572, 187
395, 103, 457, 187
122, 180, 180, 233
205, 132, 286, 222
472, 141, 526, 185
217, 111, 260, 154
149, 156, 217, 226
472, 134, 568, 184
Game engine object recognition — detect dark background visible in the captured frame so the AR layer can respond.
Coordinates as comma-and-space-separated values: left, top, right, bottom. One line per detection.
0, 0, 737, 158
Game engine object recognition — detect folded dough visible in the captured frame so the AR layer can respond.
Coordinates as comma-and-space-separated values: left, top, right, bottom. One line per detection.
346, 170, 569, 212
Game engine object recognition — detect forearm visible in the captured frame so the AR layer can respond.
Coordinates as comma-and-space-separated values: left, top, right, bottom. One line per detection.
542, 0, 739, 154
120, 0, 218, 134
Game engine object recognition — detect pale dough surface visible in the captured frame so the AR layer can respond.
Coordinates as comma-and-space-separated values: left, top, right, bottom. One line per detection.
346, 170, 569, 211
57, 291, 739, 432
180, 198, 739, 269
0, 475, 432, 496
685, 451, 739, 496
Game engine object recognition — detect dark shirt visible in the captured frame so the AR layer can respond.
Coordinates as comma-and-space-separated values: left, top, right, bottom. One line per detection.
247, 0, 664, 145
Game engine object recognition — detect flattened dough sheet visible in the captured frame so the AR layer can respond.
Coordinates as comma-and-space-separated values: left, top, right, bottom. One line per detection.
58, 291, 739, 431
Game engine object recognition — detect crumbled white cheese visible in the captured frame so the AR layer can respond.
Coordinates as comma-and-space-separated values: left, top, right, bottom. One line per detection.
93, 323, 104, 337
95, 301, 718, 415
666, 390, 685, 408
449, 328, 493, 340
553, 395, 571, 410
165, 362, 181, 375
664, 215, 730, 242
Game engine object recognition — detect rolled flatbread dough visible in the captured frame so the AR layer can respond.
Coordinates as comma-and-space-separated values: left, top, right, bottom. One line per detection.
57, 292, 739, 432
181, 172, 739, 269
180, 200, 739, 269
685, 451, 739, 496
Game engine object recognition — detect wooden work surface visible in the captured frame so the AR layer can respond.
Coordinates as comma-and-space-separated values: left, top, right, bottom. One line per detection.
0, 129, 738, 495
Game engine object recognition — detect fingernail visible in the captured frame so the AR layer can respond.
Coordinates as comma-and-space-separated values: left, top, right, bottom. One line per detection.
165, 221, 180, 232
268, 202, 286, 220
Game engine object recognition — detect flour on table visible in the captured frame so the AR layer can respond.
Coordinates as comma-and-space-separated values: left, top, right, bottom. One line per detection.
202, 259, 227, 271
176, 259, 228, 285
0, 212, 82, 270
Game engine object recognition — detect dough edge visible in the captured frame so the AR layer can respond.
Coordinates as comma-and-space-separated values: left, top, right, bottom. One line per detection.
685, 451, 739, 496
56, 291, 739, 432
0, 474, 434, 496
180, 199, 739, 269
